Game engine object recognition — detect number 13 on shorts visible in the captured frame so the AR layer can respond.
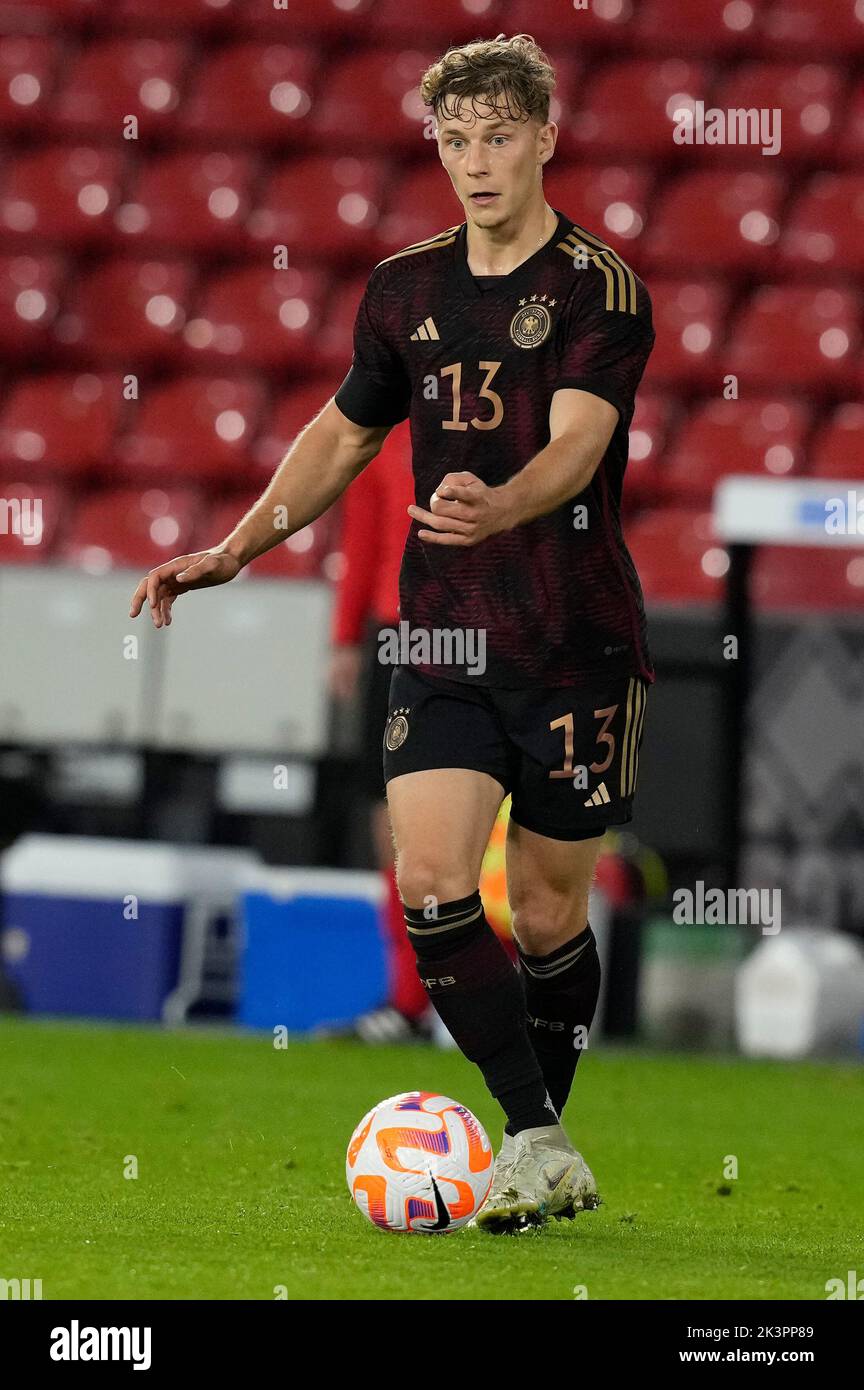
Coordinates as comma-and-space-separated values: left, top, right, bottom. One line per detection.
548, 676, 648, 810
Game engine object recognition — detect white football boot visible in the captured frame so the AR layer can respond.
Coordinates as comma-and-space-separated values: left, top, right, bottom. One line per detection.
466, 1132, 517, 1230
473, 1123, 600, 1234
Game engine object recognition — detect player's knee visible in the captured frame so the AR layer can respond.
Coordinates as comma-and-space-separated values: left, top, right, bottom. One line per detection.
510, 887, 586, 954
395, 856, 477, 913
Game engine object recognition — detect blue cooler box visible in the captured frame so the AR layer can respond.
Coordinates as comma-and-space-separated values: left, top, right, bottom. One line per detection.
239, 869, 386, 1031
0, 835, 255, 1021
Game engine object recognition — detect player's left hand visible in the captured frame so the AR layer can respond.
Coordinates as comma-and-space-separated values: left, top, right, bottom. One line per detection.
407, 472, 511, 546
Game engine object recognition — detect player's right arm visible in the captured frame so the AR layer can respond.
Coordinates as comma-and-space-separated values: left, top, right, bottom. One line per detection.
128, 400, 391, 628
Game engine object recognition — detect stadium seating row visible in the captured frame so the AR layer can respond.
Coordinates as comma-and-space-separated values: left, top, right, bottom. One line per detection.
2, 477, 862, 611
5, 0, 864, 62
0, 376, 862, 493
2, 1, 863, 610
0, 256, 861, 392
2, 37, 864, 166
2, 150, 864, 282
0, 477, 338, 577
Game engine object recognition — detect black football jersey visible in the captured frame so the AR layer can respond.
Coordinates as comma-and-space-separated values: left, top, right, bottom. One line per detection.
335, 208, 655, 688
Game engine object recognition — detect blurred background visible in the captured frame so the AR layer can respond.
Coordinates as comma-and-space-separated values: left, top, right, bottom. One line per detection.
0, 0, 862, 1058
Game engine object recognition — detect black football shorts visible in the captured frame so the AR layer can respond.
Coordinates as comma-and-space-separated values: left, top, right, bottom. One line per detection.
382, 665, 649, 841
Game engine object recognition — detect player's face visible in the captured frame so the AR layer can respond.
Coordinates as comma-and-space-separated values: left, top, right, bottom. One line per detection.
436, 99, 555, 228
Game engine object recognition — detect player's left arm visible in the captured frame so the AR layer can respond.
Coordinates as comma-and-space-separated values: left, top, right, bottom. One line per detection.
407, 388, 618, 545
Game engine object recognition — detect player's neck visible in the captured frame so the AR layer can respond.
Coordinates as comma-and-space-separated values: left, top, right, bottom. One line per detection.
465, 201, 559, 277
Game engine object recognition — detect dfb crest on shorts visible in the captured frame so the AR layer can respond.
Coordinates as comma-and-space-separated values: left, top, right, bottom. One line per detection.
385, 708, 410, 751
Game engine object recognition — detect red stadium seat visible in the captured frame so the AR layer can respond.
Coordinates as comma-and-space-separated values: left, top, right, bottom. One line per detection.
115, 151, 257, 254
374, 166, 465, 258
371, 0, 509, 42
312, 50, 434, 154
0, 36, 61, 135
759, 0, 864, 59
0, 373, 125, 481
181, 264, 329, 371
314, 273, 366, 373
252, 378, 344, 478
52, 257, 194, 367
234, 0, 376, 40
0, 253, 65, 358
661, 397, 810, 503
62, 486, 200, 572
641, 279, 731, 389
508, 0, 637, 50
543, 164, 653, 258
838, 79, 864, 166
0, 0, 95, 25
0, 478, 67, 565
626, 507, 727, 603
780, 175, 864, 275
114, 376, 266, 486
112, 0, 239, 35
0, 145, 127, 251
705, 64, 845, 164
726, 286, 860, 392
808, 403, 864, 480
53, 39, 189, 140
633, 0, 765, 55
566, 60, 708, 160
644, 171, 785, 275
246, 155, 389, 264
753, 546, 864, 611
200, 491, 336, 579
178, 42, 316, 148
623, 391, 677, 508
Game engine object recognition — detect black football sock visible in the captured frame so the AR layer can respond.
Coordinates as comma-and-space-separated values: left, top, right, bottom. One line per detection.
404, 890, 558, 1134
508, 925, 601, 1136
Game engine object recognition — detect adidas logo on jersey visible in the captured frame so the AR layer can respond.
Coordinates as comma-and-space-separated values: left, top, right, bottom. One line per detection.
584, 783, 611, 808
409, 316, 440, 341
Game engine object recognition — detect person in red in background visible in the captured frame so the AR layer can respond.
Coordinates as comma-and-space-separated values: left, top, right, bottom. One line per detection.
326, 426, 435, 1042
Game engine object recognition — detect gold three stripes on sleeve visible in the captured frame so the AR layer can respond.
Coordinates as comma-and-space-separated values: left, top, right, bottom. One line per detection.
557, 225, 638, 314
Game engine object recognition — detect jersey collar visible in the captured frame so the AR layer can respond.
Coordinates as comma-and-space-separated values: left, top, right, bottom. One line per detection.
452, 208, 569, 301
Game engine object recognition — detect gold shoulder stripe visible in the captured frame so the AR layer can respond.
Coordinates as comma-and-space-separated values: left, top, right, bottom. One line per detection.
571, 226, 638, 315
375, 225, 462, 268
557, 227, 637, 314
565, 227, 637, 314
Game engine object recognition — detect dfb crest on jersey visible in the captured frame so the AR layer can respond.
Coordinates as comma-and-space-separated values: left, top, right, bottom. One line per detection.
385, 708, 410, 751
510, 302, 552, 349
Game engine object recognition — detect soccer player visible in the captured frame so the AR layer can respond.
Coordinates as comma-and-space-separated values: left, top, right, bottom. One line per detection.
129, 33, 655, 1234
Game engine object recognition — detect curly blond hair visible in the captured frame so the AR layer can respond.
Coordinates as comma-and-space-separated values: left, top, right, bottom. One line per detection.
420, 33, 556, 126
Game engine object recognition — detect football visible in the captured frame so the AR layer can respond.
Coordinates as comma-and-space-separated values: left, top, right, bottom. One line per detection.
346, 1091, 494, 1234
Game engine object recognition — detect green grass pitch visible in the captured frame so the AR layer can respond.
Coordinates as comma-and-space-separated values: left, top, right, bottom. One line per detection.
1, 1017, 861, 1301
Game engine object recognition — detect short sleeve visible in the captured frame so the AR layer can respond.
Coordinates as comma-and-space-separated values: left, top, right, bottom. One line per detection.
555, 264, 655, 422
334, 269, 412, 428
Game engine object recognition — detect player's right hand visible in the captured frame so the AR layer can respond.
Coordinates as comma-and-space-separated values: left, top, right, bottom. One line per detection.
129, 550, 241, 628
